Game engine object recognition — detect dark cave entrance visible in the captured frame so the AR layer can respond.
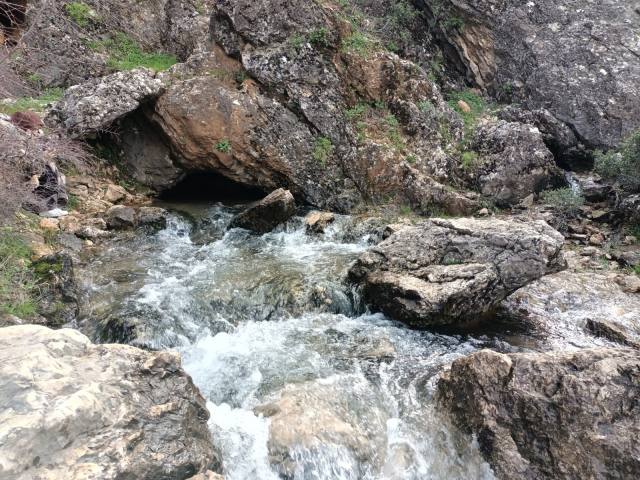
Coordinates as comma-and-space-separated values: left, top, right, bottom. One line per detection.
160, 171, 265, 205
0, 0, 27, 44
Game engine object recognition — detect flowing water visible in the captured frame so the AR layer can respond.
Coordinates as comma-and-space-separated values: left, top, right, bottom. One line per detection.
72, 200, 640, 480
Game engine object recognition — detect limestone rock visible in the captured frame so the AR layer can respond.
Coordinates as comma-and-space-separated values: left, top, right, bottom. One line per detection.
229, 189, 296, 234
0, 325, 220, 479
465, 121, 563, 208
138, 206, 169, 229
105, 205, 138, 230
620, 194, 640, 223
104, 184, 128, 203
565, 172, 612, 202
437, 348, 640, 479
349, 218, 566, 326
428, 0, 640, 149
586, 318, 640, 349
45, 68, 163, 137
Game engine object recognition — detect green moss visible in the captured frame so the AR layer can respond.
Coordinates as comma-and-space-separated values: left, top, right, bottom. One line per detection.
314, 137, 334, 166
91, 33, 177, 72
65, 1, 100, 26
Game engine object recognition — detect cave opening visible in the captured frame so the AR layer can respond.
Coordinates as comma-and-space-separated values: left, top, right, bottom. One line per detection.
0, 0, 27, 44
160, 171, 265, 205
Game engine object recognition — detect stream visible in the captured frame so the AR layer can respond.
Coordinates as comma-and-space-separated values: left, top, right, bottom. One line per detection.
71, 200, 639, 480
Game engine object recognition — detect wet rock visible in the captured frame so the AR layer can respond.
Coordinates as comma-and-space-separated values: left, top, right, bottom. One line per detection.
437, 348, 640, 479
0, 325, 220, 479
229, 189, 296, 234
565, 172, 612, 202
465, 121, 563, 208
430, 0, 640, 149
76, 225, 113, 241
138, 206, 169, 229
105, 205, 139, 230
498, 107, 592, 171
586, 318, 640, 349
349, 218, 566, 326
58, 232, 85, 252
305, 212, 335, 234
33, 251, 78, 325
255, 377, 389, 477
45, 68, 163, 137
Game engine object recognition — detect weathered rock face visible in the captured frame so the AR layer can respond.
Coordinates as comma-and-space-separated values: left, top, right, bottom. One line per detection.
498, 107, 593, 171
0, 325, 220, 479
464, 121, 563, 207
45, 68, 163, 137
229, 188, 296, 234
21, 0, 214, 88
425, 0, 640, 149
437, 348, 640, 480
349, 218, 566, 326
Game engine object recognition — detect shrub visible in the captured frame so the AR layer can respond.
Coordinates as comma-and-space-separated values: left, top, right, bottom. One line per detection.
308, 28, 330, 47
93, 33, 177, 72
443, 17, 465, 30
215, 140, 231, 153
235, 70, 248, 84
461, 150, 481, 170
544, 188, 585, 230
314, 137, 334, 165
341, 31, 376, 57
594, 126, 640, 193
65, 1, 99, 26
0, 229, 39, 317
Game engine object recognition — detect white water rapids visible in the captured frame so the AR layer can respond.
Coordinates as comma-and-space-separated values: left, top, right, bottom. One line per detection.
73, 201, 640, 480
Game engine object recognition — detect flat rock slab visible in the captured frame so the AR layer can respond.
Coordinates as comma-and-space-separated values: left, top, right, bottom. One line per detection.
437, 348, 640, 479
0, 325, 219, 479
229, 188, 296, 234
349, 218, 566, 326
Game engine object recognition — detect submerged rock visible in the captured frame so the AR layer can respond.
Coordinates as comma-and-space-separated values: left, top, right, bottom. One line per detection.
229, 188, 296, 234
437, 348, 640, 479
305, 211, 335, 234
0, 325, 220, 479
349, 218, 566, 326
138, 206, 169, 229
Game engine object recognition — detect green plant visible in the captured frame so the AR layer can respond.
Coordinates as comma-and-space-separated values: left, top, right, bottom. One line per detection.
0, 88, 64, 115
386, 42, 398, 52
448, 88, 488, 129
308, 28, 330, 47
544, 188, 585, 230
27, 73, 42, 86
95, 33, 177, 72
235, 70, 248, 84
400, 205, 412, 214
0, 230, 40, 317
209, 69, 230, 78
314, 137, 334, 165
215, 140, 231, 153
65, 195, 79, 211
626, 265, 640, 277
443, 17, 465, 30
417, 101, 434, 114
118, 180, 130, 189
461, 150, 481, 170
379, 114, 405, 151
342, 31, 376, 57
594, 126, 640, 193
345, 102, 367, 120
503, 84, 512, 95
65, 1, 99, 26
289, 33, 306, 53
407, 154, 416, 164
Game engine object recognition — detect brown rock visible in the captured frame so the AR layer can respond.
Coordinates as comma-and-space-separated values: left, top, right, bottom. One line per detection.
187, 472, 224, 480
39, 218, 59, 231
228, 189, 296, 234
305, 212, 335, 234
457, 100, 472, 113
586, 318, 640, 348
589, 233, 605, 246
614, 274, 640, 293
104, 184, 128, 203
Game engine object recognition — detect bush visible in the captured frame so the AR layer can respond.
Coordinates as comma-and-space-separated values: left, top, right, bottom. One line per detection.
65, 2, 99, 26
314, 137, 334, 165
594, 127, 640, 193
0, 229, 39, 317
544, 188, 585, 230
308, 28, 330, 47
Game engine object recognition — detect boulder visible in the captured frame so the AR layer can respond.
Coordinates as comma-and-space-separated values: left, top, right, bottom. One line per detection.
33, 251, 79, 325
104, 184, 128, 203
45, 68, 163, 137
465, 121, 563, 208
427, 0, 640, 149
437, 348, 640, 479
0, 325, 220, 479
498, 107, 593, 171
228, 188, 296, 234
620, 194, 640, 223
305, 211, 335, 234
105, 205, 138, 230
565, 172, 612, 202
349, 218, 566, 326
138, 206, 169, 229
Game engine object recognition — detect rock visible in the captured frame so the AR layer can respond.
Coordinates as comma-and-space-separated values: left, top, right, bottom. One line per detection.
565, 172, 612, 202
457, 100, 471, 113
586, 318, 640, 349
498, 107, 592, 171
58, 215, 109, 238
591, 210, 608, 220
32, 162, 69, 212
58, 232, 85, 252
430, 0, 640, 149
30, 242, 55, 261
39, 218, 59, 230
104, 184, 128, 203
476, 207, 489, 216
254, 377, 389, 477
465, 121, 563, 208
229, 188, 296, 234
349, 218, 566, 326
0, 325, 220, 479
620, 194, 640, 223
137, 206, 169, 229
580, 246, 598, 256
613, 250, 640, 267
10, 110, 44, 132
436, 348, 640, 479
76, 225, 113, 241
32, 251, 78, 324
187, 473, 224, 480
45, 68, 163, 137
589, 233, 605, 246
305, 211, 335, 234
0, 313, 24, 327
614, 274, 640, 293
105, 205, 139, 230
